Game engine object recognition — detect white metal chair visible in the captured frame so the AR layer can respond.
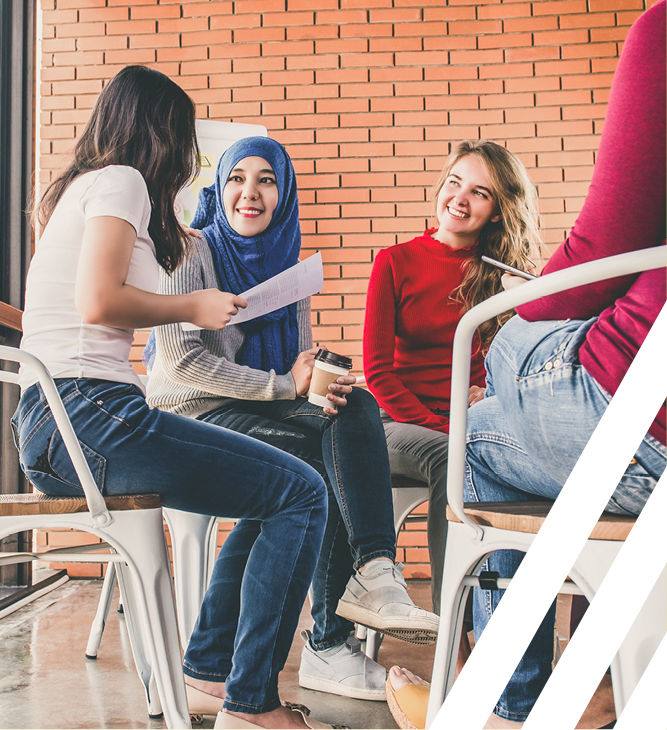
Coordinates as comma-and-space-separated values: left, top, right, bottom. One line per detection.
425, 246, 667, 727
0, 345, 191, 729
86, 509, 223, 654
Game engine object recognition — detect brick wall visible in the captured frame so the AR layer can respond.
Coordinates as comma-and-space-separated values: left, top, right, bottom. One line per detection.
37, 0, 652, 579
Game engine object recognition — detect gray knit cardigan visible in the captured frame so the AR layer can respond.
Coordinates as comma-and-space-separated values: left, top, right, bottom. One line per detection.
146, 235, 312, 418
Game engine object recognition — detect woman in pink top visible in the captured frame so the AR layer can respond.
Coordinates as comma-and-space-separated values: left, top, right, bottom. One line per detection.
387, 2, 666, 727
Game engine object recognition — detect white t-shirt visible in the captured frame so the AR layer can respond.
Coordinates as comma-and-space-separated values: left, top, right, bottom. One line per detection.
19, 165, 159, 393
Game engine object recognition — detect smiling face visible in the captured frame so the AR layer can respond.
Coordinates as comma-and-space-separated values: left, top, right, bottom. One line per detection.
433, 154, 501, 249
222, 156, 279, 237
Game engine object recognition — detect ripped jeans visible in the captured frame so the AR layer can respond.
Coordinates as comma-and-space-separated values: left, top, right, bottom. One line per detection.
199, 387, 397, 650
464, 316, 667, 722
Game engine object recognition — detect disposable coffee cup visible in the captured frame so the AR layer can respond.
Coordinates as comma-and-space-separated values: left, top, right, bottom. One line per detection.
308, 349, 353, 408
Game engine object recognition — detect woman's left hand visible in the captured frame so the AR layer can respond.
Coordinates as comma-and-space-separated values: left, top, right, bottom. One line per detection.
182, 225, 203, 239
323, 375, 356, 416
468, 385, 485, 407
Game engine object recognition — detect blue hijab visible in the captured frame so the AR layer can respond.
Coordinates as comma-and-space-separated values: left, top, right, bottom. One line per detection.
143, 136, 301, 375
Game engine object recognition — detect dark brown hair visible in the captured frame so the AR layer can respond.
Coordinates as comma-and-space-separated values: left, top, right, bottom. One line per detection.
433, 140, 541, 348
35, 65, 199, 273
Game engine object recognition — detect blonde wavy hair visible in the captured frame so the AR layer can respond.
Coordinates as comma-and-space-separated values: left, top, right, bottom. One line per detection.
432, 139, 541, 349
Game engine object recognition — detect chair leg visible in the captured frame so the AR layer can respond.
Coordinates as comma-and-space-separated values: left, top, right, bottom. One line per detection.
116, 561, 164, 719
85, 562, 118, 659
614, 632, 667, 730
164, 510, 218, 647
107, 511, 191, 729
364, 628, 384, 661
608, 566, 666, 715
426, 524, 493, 728
571, 541, 667, 718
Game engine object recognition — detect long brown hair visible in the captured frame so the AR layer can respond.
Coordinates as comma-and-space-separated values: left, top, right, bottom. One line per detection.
34, 65, 199, 273
433, 140, 541, 348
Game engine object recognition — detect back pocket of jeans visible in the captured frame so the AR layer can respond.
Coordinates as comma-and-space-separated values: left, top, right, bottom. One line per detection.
24, 426, 107, 496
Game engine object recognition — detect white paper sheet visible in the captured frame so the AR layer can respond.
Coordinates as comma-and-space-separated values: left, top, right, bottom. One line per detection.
182, 252, 323, 331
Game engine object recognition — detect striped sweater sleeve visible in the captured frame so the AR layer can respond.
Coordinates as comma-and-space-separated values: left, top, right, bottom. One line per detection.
147, 237, 299, 415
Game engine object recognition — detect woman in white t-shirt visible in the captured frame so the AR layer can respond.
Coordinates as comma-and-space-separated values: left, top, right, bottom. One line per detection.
12, 65, 331, 730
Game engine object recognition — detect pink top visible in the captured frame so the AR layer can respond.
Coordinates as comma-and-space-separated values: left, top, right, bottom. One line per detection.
518, 0, 666, 445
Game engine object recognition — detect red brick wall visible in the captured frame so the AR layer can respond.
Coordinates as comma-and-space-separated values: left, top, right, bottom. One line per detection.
37, 0, 653, 579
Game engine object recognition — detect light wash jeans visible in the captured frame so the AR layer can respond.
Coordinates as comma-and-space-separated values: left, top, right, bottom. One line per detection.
12, 378, 327, 714
464, 316, 666, 722
199, 387, 397, 651
380, 411, 449, 614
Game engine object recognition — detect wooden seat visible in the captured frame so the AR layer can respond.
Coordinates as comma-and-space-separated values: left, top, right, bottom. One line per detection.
0, 493, 161, 516
446, 501, 637, 541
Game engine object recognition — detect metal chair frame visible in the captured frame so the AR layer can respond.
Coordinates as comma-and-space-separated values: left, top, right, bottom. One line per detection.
425, 246, 667, 728
0, 346, 191, 728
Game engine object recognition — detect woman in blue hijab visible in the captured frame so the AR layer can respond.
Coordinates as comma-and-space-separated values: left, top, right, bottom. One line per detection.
146, 137, 439, 720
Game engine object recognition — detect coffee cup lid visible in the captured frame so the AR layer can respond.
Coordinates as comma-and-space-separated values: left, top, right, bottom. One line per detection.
314, 349, 352, 369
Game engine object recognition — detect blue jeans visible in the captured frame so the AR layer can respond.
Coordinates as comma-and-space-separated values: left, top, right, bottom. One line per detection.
464, 316, 666, 722
12, 378, 327, 714
199, 387, 396, 650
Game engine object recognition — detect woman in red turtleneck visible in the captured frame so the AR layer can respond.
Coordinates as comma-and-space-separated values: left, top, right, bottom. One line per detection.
363, 140, 540, 613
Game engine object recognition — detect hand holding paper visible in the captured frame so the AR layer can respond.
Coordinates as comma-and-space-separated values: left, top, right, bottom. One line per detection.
182, 252, 324, 332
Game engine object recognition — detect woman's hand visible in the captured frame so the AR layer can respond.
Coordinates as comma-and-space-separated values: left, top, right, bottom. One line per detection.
182, 225, 203, 239
291, 347, 319, 396
323, 374, 356, 416
468, 385, 485, 407
501, 272, 528, 291
186, 289, 247, 330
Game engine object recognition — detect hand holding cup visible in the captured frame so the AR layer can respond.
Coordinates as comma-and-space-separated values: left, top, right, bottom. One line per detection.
308, 349, 353, 412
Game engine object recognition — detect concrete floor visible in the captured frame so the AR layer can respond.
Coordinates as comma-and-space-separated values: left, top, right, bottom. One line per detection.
0, 577, 616, 729
0, 578, 435, 729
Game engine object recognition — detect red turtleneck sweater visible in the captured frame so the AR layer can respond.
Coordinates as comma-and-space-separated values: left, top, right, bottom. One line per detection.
363, 229, 486, 434
517, 0, 665, 446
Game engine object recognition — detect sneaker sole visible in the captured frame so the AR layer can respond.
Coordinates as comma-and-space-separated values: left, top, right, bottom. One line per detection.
336, 600, 438, 646
299, 672, 387, 701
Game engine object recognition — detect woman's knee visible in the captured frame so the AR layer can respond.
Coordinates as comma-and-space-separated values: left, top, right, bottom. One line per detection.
285, 457, 328, 512
344, 385, 380, 413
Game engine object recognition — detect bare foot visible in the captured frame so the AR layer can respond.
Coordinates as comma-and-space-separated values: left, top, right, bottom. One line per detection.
224, 705, 310, 729
388, 665, 429, 692
184, 675, 226, 699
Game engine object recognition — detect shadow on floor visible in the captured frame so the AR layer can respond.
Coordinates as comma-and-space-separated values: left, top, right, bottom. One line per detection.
0, 578, 435, 729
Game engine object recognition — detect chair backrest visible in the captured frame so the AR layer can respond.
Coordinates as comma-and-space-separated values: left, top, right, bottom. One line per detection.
446, 245, 667, 536
0, 345, 114, 528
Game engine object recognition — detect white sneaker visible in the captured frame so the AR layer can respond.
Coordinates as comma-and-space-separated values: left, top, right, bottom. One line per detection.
298, 630, 387, 701
336, 561, 439, 645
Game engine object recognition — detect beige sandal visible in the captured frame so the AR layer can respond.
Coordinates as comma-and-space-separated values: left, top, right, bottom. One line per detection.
214, 707, 348, 729
385, 676, 430, 730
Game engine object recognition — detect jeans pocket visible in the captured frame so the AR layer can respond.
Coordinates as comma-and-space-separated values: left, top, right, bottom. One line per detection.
606, 461, 659, 516
75, 380, 143, 430
510, 318, 596, 380
20, 415, 107, 497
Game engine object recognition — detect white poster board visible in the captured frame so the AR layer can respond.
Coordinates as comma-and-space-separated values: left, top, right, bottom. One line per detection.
175, 119, 268, 226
